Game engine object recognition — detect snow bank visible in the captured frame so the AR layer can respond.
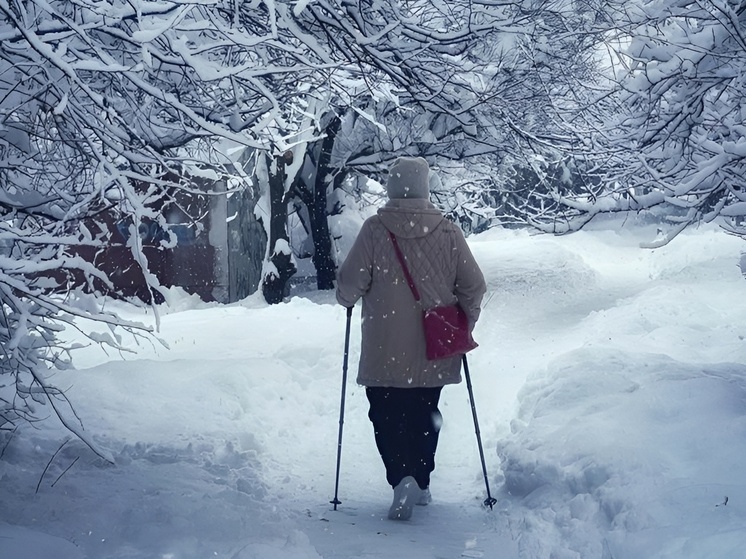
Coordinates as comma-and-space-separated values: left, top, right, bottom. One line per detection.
500, 349, 746, 558
492, 223, 746, 558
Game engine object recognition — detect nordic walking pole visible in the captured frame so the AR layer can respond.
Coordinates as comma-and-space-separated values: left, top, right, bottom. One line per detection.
331, 305, 353, 510
463, 354, 498, 510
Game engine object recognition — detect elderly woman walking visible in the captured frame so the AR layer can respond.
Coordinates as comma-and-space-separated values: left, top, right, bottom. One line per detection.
335, 157, 486, 521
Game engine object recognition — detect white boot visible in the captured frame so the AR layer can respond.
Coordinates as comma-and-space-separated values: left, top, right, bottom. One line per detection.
417, 487, 432, 506
388, 476, 420, 520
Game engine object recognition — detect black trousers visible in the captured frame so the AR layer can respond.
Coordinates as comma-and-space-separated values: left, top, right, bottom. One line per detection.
365, 386, 443, 490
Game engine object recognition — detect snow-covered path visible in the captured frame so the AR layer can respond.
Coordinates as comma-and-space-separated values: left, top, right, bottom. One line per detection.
2, 221, 746, 558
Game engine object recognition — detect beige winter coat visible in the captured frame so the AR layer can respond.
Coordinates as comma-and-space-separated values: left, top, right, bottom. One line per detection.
336, 199, 486, 388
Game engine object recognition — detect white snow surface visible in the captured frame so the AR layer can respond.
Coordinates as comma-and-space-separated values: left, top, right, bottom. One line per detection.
2, 219, 746, 559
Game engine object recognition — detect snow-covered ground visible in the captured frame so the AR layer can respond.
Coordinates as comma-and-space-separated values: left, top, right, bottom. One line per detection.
2, 218, 746, 558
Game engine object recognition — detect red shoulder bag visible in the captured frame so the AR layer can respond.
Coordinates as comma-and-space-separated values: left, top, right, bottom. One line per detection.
388, 232, 478, 360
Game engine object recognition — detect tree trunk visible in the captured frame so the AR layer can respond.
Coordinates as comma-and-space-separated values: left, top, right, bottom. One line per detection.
262, 152, 297, 304
308, 115, 341, 291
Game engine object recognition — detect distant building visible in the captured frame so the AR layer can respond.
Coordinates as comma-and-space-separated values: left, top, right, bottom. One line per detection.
72, 176, 266, 304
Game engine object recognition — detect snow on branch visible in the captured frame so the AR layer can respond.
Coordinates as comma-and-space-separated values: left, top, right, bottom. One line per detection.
523, 0, 746, 244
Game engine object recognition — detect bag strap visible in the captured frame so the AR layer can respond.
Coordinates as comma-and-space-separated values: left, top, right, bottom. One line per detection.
388, 231, 421, 302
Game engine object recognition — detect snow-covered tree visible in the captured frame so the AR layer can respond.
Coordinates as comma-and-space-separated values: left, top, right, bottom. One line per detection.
529, 0, 746, 246
315, 1, 612, 241
249, 0, 538, 294
0, 0, 345, 439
